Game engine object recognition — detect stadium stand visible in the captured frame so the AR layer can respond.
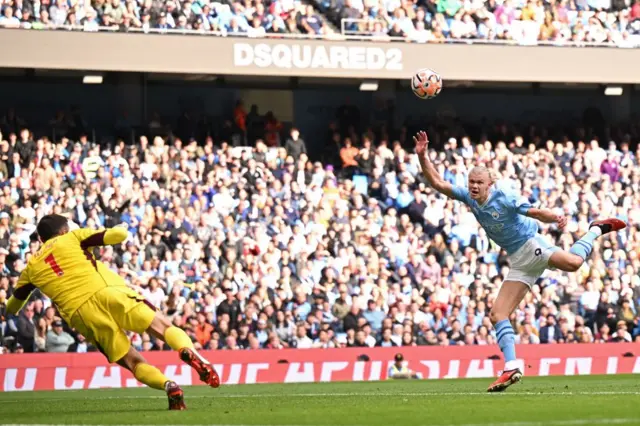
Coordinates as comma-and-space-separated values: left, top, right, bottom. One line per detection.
0, 0, 339, 35
323, 0, 640, 45
0, 103, 639, 355
1, 0, 639, 45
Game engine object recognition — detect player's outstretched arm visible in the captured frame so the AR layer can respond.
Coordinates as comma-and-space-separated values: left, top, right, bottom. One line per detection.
526, 208, 568, 229
103, 225, 129, 245
6, 294, 30, 315
6, 271, 35, 315
414, 131, 454, 198
74, 224, 129, 248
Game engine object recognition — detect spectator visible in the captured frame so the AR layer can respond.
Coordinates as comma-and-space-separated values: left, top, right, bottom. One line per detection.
363, 300, 385, 332
45, 320, 75, 353
377, 328, 397, 347
332, 287, 350, 321
299, 5, 323, 34
82, 145, 105, 180
313, 329, 335, 348
340, 138, 359, 176
98, 195, 131, 228
340, 0, 360, 31
217, 287, 241, 329
586, 139, 607, 171
411, 21, 434, 42
516, 321, 541, 344
293, 324, 313, 348
265, 332, 285, 349
595, 323, 612, 342
68, 333, 94, 353
145, 230, 170, 261
540, 314, 562, 344
272, 311, 293, 344
343, 304, 363, 332
601, 152, 621, 182
264, 112, 282, 147
156, 12, 170, 29
285, 128, 307, 161
103, 0, 126, 26
269, 19, 286, 34
580, 281, 600, 327
618, 299, 635, 330
14, 128, 35, 167
351, 329, 369, 347
387, 21, 405, 38
194, 312, 214, 347
82, 9, 101, 31
34, 317, 48, 352
356, 147, 374, 176
224, 335, 240, 350
17, 301, 36, 352
143, 278, 166, 308
0, 7, 20, 27
611, 320, 633, 342
48, 0, 69, 26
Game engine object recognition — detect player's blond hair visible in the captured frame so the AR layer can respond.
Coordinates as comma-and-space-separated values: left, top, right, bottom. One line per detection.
469, 166, 500, 184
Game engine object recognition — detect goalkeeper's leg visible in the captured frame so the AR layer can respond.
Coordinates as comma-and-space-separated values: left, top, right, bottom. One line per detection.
117, 346, 186, 410
146, 313, 220, 388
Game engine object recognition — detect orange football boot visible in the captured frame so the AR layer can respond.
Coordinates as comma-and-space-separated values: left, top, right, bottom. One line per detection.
590, 218, 627, 235
166, 381, 186, 410
179, 348, 221, 388
487, 369, 522, 393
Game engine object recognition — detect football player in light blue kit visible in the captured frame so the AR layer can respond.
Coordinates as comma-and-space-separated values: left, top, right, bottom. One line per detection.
414, 131, 626, 392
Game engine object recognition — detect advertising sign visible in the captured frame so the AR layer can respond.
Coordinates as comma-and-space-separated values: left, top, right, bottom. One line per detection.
2, 29, 640, 83
2, 344, 638, 392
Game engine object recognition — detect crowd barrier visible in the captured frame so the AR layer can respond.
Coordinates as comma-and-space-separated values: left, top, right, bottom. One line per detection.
1, 344, 639, 392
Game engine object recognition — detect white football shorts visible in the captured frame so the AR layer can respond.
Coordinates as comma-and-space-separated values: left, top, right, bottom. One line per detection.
505, 234, 560, 287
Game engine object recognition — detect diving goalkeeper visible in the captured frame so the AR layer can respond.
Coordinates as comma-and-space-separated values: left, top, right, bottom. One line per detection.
6, 214, 220, 410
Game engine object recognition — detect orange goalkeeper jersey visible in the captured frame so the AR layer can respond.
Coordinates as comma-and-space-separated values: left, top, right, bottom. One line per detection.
14, 227, 127, 322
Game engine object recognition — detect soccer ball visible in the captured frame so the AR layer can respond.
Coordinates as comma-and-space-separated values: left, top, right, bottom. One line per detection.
411, 68, 442, 100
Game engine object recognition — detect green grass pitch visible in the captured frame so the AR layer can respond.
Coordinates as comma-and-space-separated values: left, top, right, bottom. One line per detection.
1, 375, 639, 426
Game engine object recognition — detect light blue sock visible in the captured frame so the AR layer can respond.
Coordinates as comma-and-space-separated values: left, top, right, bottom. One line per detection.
569, 230, 599, 260
495, 319, 516, 363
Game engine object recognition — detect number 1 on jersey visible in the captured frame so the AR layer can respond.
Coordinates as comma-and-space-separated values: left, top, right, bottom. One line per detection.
45, 254, 64, 276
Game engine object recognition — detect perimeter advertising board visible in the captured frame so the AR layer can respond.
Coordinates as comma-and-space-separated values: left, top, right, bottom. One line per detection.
2, 344, 639, 391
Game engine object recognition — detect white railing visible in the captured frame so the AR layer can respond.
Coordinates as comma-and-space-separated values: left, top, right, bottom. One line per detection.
1, 24, 640, 48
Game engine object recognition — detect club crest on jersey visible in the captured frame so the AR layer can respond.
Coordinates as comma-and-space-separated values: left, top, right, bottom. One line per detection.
491, 211, 500, 219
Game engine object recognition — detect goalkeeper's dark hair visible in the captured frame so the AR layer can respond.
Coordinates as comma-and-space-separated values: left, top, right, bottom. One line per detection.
36, 214, 70, 243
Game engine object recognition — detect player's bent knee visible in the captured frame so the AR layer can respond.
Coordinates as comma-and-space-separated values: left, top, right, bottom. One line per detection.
489, 310, 506, 325
156, 313, 172, 329
559, 256, 583, 272
564, 264, 579, 273
550, 251, 583, 272
117, 347, 146, 372
568, 257, 583, 272
146, 313, 172, 337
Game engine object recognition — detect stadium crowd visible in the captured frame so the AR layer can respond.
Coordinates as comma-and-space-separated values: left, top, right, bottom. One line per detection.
0, 103, 640, 356
0, 0, 336, 36
1, 0, 640, 44
335, 0, 640, 45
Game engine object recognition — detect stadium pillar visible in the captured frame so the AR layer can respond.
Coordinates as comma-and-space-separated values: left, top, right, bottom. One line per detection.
113, 73, 144, 130
607, 85, 631, 125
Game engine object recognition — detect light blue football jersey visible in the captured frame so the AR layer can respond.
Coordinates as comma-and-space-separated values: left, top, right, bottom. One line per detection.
451, 184, 538, 255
